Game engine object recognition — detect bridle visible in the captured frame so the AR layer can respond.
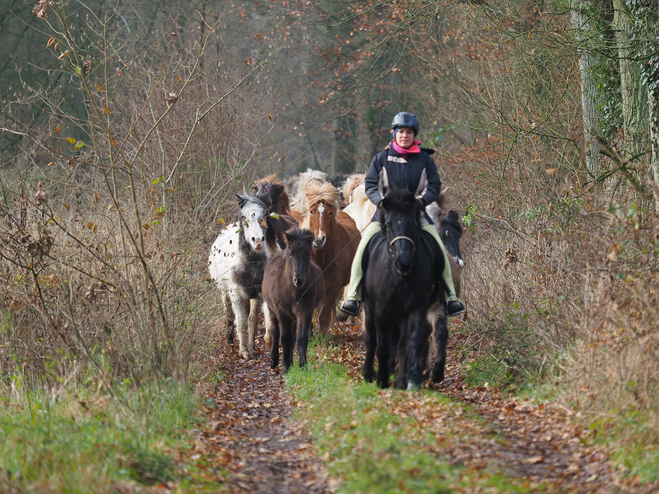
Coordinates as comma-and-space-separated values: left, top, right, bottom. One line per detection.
388, 235, 416, 258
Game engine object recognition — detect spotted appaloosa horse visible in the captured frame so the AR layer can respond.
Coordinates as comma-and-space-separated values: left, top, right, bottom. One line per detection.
208, 190, 277, 360
302, 182, 360, 336
262, 228, 324, 372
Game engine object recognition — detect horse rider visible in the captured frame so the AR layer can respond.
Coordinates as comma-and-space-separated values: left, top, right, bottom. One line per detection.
338, 111, 466, 319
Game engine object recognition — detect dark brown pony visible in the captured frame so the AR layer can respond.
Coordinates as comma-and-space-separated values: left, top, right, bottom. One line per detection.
262, 228, 324, 372
252, 174, 300, 249
302, 182, 360, 335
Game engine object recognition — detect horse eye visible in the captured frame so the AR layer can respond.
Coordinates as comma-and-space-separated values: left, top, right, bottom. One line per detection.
310, 210, 314, 214
289, 252, 294, 258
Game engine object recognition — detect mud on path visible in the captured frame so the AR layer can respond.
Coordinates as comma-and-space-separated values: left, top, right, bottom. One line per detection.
197, 340, 333, 494
193, 321, 658, 493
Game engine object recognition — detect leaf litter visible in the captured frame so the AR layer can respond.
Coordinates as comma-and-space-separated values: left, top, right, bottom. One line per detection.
186, 319, 659, 493
192, 334, 334, 493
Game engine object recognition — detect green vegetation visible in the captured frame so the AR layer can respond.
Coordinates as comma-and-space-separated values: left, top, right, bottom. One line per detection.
0, 380, 200, 493
286, 346, 546, 493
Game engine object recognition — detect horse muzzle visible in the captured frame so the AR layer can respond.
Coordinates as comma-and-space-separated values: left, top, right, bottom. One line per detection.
253, 238, 265, 251
395, 260, 412, 276
293, 276, 305, 287
313, 235, 326, 249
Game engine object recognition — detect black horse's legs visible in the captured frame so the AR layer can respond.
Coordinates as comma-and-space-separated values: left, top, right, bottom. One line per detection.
430, 304, 448, 383
269, 316, 281, 370
296, 313, 312, 368
280, 314, 295, 373
362, 306, 377, 383
406, 310, 427, 389
375, 320, 391, 389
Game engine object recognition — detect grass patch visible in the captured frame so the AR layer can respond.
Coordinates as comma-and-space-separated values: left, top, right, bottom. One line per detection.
590, 411, 659, 484
0, 379, 200, 493
286, 345, 547, 493
462, 355, 511, 389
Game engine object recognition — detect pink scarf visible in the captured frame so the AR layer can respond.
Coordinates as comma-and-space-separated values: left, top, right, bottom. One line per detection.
392, 139, 421, 155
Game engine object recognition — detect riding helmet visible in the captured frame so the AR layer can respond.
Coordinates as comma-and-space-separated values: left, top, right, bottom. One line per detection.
391, 112, 420, 135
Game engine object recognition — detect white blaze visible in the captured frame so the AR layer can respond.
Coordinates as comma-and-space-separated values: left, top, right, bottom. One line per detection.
317, 202, 325, 238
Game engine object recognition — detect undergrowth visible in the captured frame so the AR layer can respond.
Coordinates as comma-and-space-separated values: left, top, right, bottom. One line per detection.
0, 378, 199, 493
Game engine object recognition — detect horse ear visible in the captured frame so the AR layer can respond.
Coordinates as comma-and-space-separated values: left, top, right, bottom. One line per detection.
236, 193, 248, 209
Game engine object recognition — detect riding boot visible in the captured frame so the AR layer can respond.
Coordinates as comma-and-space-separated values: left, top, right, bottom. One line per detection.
421, 224, 466, 317
337, 221, 382, 321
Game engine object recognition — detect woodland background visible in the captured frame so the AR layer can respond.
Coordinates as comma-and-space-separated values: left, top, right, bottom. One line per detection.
1, 0, 659, 486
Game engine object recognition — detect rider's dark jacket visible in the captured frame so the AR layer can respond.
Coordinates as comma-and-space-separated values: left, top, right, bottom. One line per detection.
364, 145, 441, 223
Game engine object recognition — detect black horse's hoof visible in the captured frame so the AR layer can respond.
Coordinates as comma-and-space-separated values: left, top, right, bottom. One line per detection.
430, 364, 445, 383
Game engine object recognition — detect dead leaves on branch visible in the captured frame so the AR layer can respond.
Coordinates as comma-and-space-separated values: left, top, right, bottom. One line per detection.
32, 0, 52, 20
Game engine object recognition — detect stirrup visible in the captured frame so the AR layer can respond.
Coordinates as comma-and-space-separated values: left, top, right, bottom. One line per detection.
337, 299, 360, 322
446, 296, 466, 316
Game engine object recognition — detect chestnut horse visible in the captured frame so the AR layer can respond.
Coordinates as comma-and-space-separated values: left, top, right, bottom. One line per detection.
302, 182, 360, 335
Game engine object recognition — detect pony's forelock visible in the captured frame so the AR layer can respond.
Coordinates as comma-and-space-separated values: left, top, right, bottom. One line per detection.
305, 182, 340, 216
284, 227, 315, 246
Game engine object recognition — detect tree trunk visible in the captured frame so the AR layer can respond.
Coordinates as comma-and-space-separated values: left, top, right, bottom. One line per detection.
330, 118, 340, 176
613, 0, 649, 158
570, 0, 602, 175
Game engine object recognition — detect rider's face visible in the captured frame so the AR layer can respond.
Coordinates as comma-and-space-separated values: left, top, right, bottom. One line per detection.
393, 127, 415, 149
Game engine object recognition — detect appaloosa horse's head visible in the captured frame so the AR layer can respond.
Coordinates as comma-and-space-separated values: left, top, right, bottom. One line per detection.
304, 182, 341, 250
379, 189, 421, 276
236, 191, 271, 253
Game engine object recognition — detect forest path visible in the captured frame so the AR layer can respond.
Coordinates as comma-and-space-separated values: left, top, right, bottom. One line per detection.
197, 339, 333, 494
193, 322, 658, 493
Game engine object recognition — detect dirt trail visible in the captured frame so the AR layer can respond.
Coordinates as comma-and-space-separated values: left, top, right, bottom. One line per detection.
194, 322, 658, 494
198, 343, 333, 494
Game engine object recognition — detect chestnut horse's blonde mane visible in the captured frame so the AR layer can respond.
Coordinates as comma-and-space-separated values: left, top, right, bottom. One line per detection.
304, 182, 341, 217
290, 168, 328, 214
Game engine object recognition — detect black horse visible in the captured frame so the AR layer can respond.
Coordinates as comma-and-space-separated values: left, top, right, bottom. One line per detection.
426, 208, 465, 383
361, 189, 445, 389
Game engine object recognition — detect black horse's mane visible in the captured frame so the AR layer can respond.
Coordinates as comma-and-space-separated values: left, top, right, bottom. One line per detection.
440, 210, 463, 234
382, 188, 417, 210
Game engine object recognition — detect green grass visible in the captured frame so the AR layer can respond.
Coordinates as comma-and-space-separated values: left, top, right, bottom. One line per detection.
0, 379, 200, 493
590, 410, 659, 484
285, 347, 547, 493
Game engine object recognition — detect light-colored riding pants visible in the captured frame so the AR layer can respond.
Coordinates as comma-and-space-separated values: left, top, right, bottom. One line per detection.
344, 221, 456, 302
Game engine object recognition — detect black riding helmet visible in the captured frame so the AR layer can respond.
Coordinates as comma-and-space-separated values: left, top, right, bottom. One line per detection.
391, 112, 420, 135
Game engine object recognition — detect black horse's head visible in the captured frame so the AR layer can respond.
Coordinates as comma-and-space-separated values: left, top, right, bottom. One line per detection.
284, 228, 315, 287
379, 189, 420, 276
